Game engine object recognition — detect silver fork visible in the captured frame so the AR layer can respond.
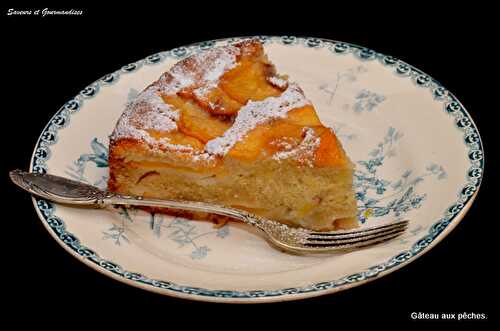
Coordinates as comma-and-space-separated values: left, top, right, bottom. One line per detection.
9, 169, 408, 254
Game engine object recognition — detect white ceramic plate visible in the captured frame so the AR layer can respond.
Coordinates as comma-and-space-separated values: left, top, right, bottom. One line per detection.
30, 36, 484, 303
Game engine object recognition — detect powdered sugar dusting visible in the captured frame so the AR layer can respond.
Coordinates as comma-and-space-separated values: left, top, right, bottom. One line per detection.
193, 83, 215, 99
160, 45, 240, 97
203, 49, 239, 82
205, 83, 311, 156
139, 108, 178, 132
112, 113, 190, 152
272, 127, 321, 167
139, 87, 179, 127
112, 44, 240, 154
112, 115, 194, 153
161, 65, 196, 95
111, 86, 190, 154
267, 76, 288, 89
112, 86, 179, 141
191, 152, 216, 162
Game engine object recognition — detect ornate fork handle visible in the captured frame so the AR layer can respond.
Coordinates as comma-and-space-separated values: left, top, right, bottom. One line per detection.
104, 193, 269, 230
9, 169, 296, 240
104, 193, 306, 248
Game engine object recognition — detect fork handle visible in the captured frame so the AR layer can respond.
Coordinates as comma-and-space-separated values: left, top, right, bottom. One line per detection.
104, 193, 266, 228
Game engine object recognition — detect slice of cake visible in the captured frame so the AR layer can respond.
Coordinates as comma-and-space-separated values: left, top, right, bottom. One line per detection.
108, 40, 357, 231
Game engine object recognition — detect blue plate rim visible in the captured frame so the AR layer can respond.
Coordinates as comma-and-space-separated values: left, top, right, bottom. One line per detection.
28, 36, 485, 302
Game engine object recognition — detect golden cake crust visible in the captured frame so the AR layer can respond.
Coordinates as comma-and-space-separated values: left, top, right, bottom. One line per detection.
109, 40, 348, 168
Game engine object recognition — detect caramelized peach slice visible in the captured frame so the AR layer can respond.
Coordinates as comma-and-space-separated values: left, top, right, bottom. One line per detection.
314, 128, 346, 167
285, 106, 322, 127
179, 109, 231, 143
264, 122, 305, 155
227, 125, 271, 160
163, 95, 231, 143
265, 136, 300, 155
220, 60, 281, 104
228, 121, 306, 161
268, 121, 305, 142
193, 87, 242, 115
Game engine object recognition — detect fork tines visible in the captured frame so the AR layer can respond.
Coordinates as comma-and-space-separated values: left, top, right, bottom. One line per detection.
303, 220, 409, 249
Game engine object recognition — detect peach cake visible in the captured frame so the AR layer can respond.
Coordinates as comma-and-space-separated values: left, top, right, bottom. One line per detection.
108, 40, 357, 231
